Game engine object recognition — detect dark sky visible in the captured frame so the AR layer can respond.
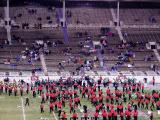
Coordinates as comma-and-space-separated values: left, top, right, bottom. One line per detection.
67, 0, 160, 2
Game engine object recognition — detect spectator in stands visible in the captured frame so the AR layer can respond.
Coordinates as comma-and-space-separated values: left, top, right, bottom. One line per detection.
149, 16, 157, 23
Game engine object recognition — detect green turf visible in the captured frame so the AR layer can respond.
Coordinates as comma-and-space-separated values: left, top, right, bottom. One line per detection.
0, 93, 55, 120
0, 95, 22, 120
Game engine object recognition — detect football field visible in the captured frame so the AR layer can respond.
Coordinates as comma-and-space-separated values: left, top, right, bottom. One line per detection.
0, 88, 160, 120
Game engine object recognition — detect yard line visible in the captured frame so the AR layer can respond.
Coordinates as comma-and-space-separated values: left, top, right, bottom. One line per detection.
78, 106, 83, 113
21, 97, 26, 120
52, 111, 58, 120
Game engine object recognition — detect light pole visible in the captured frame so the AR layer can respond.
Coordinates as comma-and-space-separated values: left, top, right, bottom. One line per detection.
4, 0, 11, 45
63, 0, 66, 25
60, 0, 66, 27
117, 1, 120, 26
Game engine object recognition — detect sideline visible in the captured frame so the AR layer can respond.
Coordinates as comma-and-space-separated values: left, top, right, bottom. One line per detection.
21, 97, 26, 120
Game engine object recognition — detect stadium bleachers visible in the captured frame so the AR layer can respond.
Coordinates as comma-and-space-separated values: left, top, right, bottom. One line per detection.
119, 9, 160, 25
0, 5, 159, 74
10, 7, 57, 26
66, 7, 112, 25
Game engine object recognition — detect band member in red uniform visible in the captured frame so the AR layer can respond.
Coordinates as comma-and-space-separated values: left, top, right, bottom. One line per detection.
114, 110, 118, 120
128, 91, 131, 100
77, 96, 81, 106
62, 97, 65, 107
61, 111, 67, 120
83, 112, 88, 120
49, 102, 53, 113
69, 102, 74, 113
153, 92, 159, 102
5, 84, 8, 94
106, 87, 110, 96
0, 83, 3, 94
41, 92, 45, 103
106, 95, 110, 103
108, 110, 112, 120
20, 85, 23, 96
101, 109, 107, 120
120, 111, 124, 120
93, 110, 99, 120
133, 109, 138, 120
26, 83, 29, 94
145, 99, 149, 109
39, 85, 43, 95
72, 110, 78, 120
32, 86, 36, 98
125, 109, 131, 120
150, 99, 155, 109
141, 84, 144, 93
82, 89, 86, 98
46, 92, 49, 101
58, 101, 62, 117
106, 102, 110, 111
14, 86, 17, 96
156, 100, 160, 111
119, 103, 124, 113
8, 85, 12, 96
40, 102, 44, 113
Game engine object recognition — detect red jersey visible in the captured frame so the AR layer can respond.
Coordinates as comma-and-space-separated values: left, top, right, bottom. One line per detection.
114, 111, 118, 117
156, 101, 160, 107
49, 103, 53, 108
62, 113, 67, 118
108, 112, 112, 117
41, 93, 45, 98
83, 113, 88, 117
40, 104, 44, 108
120, 112, 124, 117
72, 113, 78, 118
133, 110, 138, 116
46, 92, 49, 96
94, 112, 99, 117
102, 110, 107, 117
119, 105, 123, 110
125, 110, 131, 117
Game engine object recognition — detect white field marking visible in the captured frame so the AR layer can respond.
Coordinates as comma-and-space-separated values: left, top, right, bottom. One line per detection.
40, 117, 49, 120
78, 106, 83, 113
17, 105, 22, 108
52, 111, 58, 120
21, 97, 26, 120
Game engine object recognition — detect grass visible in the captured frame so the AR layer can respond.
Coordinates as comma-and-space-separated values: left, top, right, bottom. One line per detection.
0, 95, 22, 120
0, 93, 54, 120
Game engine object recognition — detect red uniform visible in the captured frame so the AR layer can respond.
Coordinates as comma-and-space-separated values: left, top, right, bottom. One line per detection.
94, 112, 99, 117
102, 110, 107, 117
62, 112, 67, 118
72, 113, 78, 118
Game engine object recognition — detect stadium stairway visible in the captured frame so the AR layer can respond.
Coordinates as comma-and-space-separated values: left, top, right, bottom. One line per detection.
56, 8, 69, 43
153, 49, 160, 62
110, 8, 125, 43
